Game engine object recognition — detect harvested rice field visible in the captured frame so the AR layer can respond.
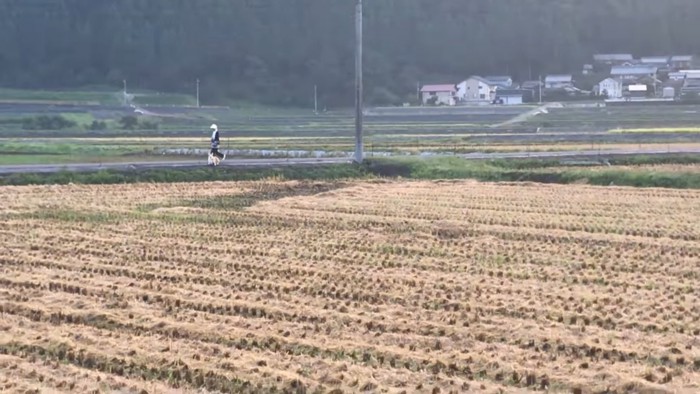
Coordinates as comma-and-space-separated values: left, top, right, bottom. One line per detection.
1, 180, 699, 393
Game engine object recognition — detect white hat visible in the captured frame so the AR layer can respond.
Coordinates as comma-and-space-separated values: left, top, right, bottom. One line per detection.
210, 123, 218, 131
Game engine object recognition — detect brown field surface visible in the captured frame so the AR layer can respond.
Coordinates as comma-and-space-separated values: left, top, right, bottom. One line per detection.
1, 180, 700, 393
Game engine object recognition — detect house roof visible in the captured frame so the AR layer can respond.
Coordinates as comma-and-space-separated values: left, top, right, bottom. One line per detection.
593, 54, 634, 62
669, 72, 687, 78
545, 74, 573, 83
420, 84, 456, 93
671, 55, 693, 62
611, 65, 658, 75
484, 76, 512, 82
640, 56, 670, 64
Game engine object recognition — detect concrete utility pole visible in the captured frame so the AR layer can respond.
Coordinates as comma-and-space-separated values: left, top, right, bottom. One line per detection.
353, 0, 364, 164
196, 78, 200, 108
123, 80, 127, 106
314, 84, 318, 114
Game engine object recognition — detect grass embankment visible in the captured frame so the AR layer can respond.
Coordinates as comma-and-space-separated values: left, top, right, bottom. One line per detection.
366, 155, 700, 189
0, 164, 368, 186
2, 155, 699, 188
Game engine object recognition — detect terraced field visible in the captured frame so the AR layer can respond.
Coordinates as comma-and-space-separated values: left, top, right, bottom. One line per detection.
1, 180, 700, 393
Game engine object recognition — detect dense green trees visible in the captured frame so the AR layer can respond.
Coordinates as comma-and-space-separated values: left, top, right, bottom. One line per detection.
1, 0, 699, 107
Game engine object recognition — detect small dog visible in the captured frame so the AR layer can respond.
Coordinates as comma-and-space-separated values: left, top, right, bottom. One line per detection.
208, 152, 221, 166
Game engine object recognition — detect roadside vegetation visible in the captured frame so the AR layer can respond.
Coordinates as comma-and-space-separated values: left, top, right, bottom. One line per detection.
2, 154, 699, 189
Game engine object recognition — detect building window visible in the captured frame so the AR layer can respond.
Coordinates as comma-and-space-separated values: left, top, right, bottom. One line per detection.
480, 94, 486, 99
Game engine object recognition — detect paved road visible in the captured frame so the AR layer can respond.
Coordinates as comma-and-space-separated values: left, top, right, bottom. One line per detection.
0, 147, 698, 174
0, 157, 351, 174
456, 147, 700, 160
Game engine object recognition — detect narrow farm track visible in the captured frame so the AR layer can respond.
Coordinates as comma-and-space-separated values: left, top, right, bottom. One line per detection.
1, 180, 699, 393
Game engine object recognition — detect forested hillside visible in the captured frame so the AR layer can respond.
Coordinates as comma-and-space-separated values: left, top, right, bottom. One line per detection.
1, 0, 699, 106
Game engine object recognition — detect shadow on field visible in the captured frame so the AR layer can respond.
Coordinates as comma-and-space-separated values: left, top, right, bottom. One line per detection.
173, 181, 348, 211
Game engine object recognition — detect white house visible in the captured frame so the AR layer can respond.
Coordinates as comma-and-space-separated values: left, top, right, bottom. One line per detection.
421, 84, 456, 106
456, 76, 494, 103
611, 65, 658, 80
544, 75, 574, 89
598, 78, 623, 99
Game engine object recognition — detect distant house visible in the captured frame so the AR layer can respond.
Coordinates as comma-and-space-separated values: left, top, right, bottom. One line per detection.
582, 64, 594, 75
521, 80, 543, 90
677, 70, 700, 80
420, 84, 456, 106
456, 76, 494, 102
681, 79, 700, 98
544, 75, 574, 89
593, 54, 634, 65
669, 72, 687, 81
599, 78, 623, 99
611, 65, 658, 80
671, 55, 694, 70
494, 89, 529, 105
483, 76, 513, 89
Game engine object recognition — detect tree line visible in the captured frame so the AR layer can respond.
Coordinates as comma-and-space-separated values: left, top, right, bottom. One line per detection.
1, 0, 699, 107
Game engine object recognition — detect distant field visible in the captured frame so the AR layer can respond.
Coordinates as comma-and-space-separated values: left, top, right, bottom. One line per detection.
526, 105, 700, 131
0, 87, 197, 107
0, 88, 121, 105
1, 180, 699, 392
2, 100, 700, 164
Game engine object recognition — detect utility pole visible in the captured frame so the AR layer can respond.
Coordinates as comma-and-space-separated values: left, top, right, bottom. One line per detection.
539, 75, 543, 104
353, 0, 364, 164
196, 78, 200, 108
123, 80, 127, 106
314, 84, 318, 114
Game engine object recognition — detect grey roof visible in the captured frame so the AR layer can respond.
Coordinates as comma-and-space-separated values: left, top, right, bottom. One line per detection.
671, 55, 694, 62
640, 56, 670, 64
593, 54, 634, 62
611, 65, 658, 75
545, 74, 573, 83
484, 76, 512, 82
